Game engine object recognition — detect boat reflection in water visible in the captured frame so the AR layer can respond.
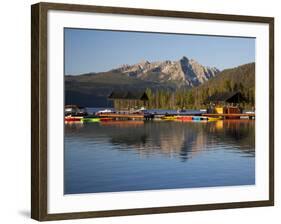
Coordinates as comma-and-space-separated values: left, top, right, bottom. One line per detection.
64, 120, 255, 194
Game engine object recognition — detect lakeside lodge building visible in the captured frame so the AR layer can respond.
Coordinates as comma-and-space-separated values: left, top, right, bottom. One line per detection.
108, 90, 149, 111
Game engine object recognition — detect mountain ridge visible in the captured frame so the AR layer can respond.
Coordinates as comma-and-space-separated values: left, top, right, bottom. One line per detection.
108, 56, 219, 88
66, 56, 220, 88
65, 58, 254, 107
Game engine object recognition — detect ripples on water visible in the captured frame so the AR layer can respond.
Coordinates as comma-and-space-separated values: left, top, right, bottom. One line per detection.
64, 120, 255, 194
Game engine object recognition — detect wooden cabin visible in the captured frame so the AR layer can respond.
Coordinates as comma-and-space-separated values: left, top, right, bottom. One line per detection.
207, 92, 245, 114
108, 90, 149, 112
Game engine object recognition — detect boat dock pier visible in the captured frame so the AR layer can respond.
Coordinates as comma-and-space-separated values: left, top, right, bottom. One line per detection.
98, 112, 255, 120
205, 113, 255, 119
99, 113, 145, 120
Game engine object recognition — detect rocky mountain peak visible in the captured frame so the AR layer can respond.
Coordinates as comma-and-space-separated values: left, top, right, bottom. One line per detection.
180, 56, 189, 62
138, 60, 150, 65
115, 56, 219, 88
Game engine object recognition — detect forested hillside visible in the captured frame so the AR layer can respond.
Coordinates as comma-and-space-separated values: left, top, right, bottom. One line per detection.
144, 63, 255, 109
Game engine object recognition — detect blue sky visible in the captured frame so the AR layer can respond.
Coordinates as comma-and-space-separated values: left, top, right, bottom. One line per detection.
64, 28, 255, 75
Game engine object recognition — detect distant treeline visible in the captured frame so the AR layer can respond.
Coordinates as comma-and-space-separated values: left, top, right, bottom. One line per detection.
144, 63, 255, 110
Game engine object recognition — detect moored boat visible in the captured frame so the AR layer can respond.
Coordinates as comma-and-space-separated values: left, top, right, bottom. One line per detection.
65, 105, 88, 116
205, 116, 222, 121
65, 116, 82, 122
161, 115, 177, 120
81, 117, 100, 122
100, 117, 114, 122
176, 116, 193, 121
96, 109, 114, 115
192, 116, 207, 121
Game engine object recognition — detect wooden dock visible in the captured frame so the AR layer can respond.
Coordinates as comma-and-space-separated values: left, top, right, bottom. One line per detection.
99, 113, 144, 119
98, 113, 255, 120
205, 113, 255, 119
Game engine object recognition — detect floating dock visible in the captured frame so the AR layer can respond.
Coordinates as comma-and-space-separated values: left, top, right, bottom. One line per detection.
99, 113, 144, 120
96, 113, 256, 121
65, 112, 255, 123
205, 113, 255, 119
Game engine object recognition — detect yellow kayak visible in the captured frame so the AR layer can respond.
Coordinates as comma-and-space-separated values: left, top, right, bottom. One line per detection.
161, 116, 177, 120
205, 117, 222, 121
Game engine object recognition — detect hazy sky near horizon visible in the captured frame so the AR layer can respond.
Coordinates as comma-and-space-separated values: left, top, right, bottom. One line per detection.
64, 28, 255, 75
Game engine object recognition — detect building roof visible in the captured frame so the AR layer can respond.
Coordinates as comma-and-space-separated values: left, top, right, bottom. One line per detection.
108, 90, 149, 101
207, 91, 246, 103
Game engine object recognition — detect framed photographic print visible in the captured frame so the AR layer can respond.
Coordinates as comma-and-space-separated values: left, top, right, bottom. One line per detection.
31, 2, 274, 221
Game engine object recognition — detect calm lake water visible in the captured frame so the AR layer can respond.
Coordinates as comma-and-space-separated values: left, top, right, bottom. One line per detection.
64, 120, 255, 194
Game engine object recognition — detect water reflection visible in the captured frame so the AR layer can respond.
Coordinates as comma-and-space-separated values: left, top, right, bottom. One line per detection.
65, 120, 255, 161
64, 120, 255, 194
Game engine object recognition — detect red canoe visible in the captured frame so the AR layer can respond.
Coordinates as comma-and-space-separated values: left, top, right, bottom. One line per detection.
65, 116, 82, 122
100, 117, 113, 122
176, 116, 193, 121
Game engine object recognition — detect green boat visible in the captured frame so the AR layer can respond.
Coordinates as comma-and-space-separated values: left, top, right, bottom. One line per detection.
81, 117, 100, 122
